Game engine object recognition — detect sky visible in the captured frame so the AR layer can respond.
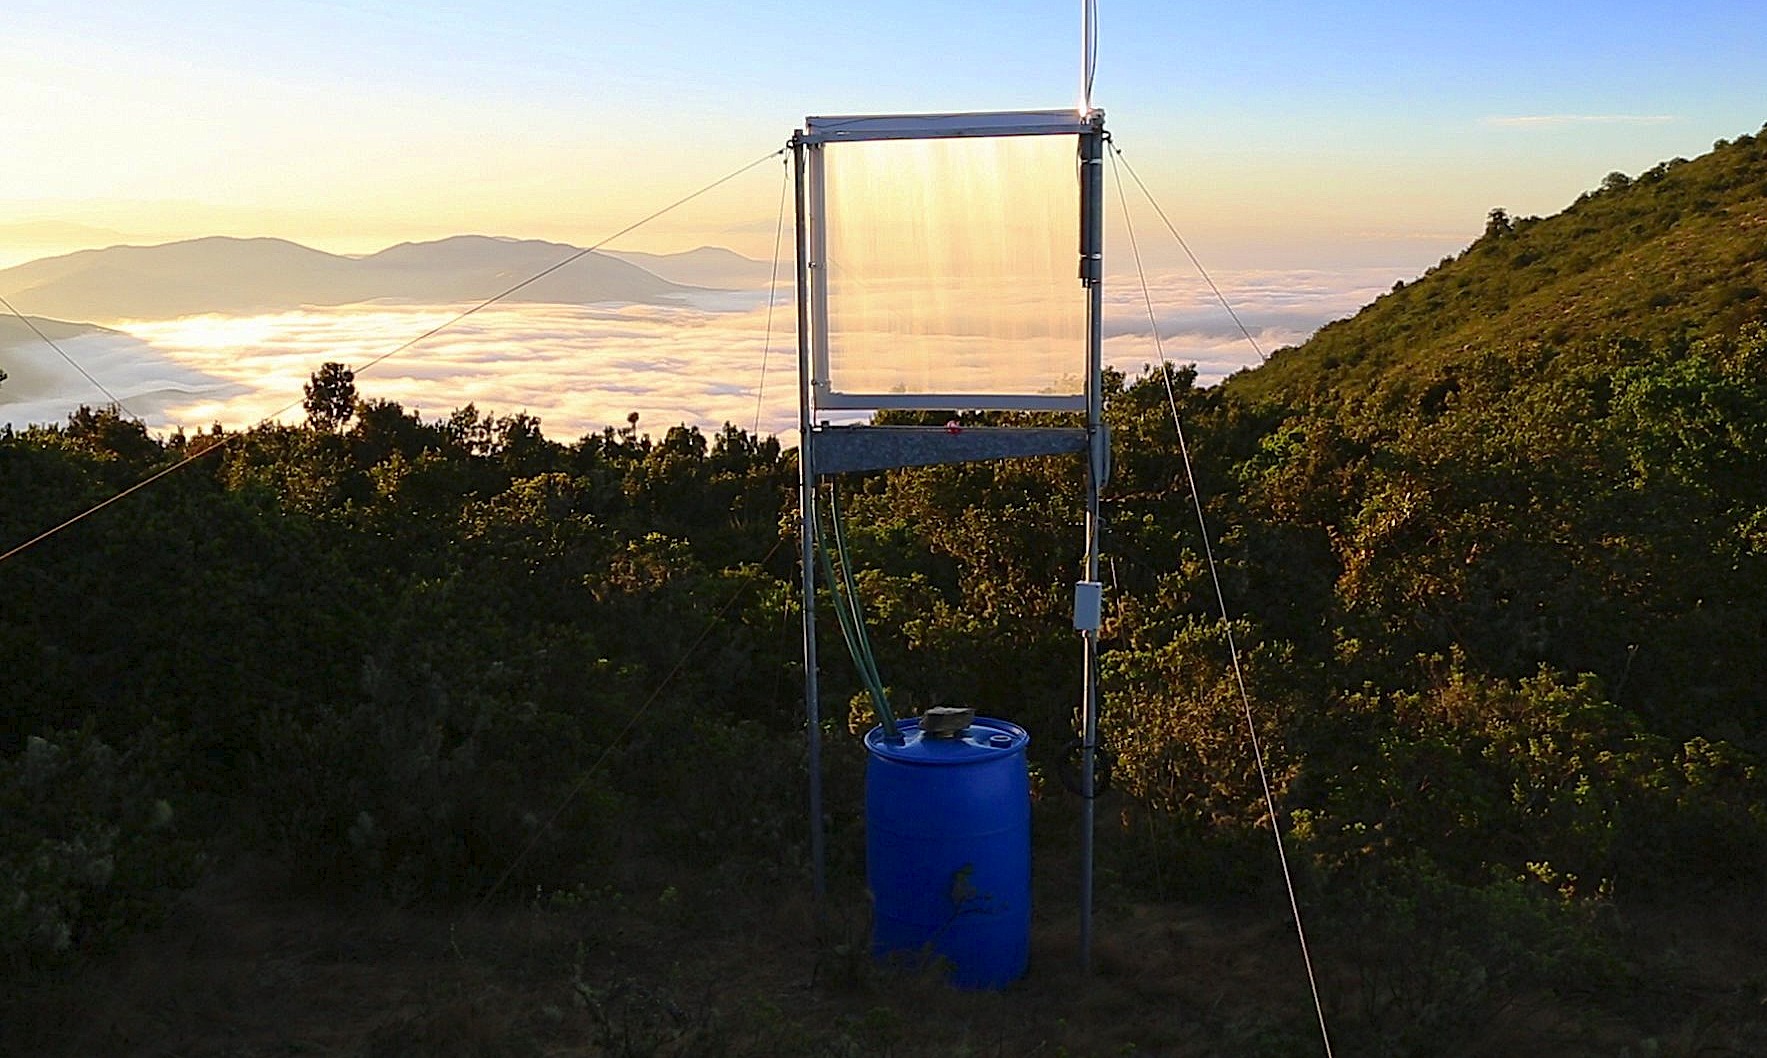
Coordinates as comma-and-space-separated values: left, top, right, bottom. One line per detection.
3, 1, 1764, 439
6, 0, 1764, 270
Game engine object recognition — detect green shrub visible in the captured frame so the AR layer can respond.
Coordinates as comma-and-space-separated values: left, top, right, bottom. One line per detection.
253, 654, 624, 901
1292, 664, 1767, 900
0, 727, 203, 972
1324, 856, 1618, 1057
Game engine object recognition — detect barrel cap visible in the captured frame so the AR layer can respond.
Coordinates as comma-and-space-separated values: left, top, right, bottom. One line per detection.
920, 705, 975, 738
865, 715, 1029, 764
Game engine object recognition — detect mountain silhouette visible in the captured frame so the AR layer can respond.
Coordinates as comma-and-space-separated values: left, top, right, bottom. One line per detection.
604, 246, 772, 289
0, 235, 708, 321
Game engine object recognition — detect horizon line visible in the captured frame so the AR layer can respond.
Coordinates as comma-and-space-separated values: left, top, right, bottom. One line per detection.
1482, 114, 1677, 129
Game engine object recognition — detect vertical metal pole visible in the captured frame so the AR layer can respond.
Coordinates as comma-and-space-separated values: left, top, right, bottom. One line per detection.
1078, 120, 1106, 971
793, 133, 826, 903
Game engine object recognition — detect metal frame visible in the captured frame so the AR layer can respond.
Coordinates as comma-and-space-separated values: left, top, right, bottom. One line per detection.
792, 134, 826, 904
801, 109, 1097, 144
1077, 124, 1106, 972
804, 109, 1099, 414
793, 109, 1108, 973
815, 392, 1086, 412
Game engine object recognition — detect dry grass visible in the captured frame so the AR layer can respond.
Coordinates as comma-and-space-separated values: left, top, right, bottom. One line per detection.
2, 854, 1311, 1058
6, 853, 1767, 1058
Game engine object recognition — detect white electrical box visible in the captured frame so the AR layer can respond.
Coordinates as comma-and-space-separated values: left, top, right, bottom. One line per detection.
1073, 580, 1103, 632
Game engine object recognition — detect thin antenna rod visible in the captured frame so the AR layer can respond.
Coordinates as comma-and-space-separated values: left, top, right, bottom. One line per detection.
1081, 0, 1099, 112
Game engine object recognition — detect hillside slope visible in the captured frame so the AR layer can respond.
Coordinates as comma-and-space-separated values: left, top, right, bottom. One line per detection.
1228, 123, 1767, 407
0, 314, 113, 347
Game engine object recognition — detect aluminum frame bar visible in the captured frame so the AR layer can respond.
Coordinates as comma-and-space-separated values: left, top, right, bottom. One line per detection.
802, 109, 1099, 144
815, 392, 1087, 413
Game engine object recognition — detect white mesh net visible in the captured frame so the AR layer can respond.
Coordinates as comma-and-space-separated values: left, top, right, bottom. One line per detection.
819, 134, 1084, 403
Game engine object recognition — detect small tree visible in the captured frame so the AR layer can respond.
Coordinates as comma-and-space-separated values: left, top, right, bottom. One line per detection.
1601, 171, 1632, 193
303, 362, 357, 431
1483, 207, 1513, 239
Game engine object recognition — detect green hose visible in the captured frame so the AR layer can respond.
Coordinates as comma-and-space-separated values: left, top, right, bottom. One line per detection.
828, 485, 884, 689
819, 483, 899, 741
817, 540, 889, 729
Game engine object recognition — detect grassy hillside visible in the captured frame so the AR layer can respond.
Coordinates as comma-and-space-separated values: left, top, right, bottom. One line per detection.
1230, 122, 1767, 407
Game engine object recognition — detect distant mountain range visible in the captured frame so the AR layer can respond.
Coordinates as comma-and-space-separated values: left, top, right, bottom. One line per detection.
603, 246, 774, 289
0, 236, 769, 322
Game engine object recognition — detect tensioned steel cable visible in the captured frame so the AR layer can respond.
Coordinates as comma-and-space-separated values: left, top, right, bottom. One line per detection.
0, 293, 135, 417
1110, 146, 1335, 1058
1110, 142, 1267, 363
0, 147, 786, 568
752, 153, 791, 437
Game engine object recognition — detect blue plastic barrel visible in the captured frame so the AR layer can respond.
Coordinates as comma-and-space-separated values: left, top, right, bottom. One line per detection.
865, 716, 1031, 989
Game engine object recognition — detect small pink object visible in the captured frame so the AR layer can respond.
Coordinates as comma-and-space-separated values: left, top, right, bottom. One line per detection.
946, 419, 963, 435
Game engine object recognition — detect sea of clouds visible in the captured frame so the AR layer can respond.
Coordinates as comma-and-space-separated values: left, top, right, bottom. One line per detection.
0, 265, 1403, 443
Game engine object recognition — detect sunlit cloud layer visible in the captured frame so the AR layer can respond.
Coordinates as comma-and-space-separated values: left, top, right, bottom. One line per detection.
117, 295, 802, 442
0, 328, 248, 430
1099, 265, 1399, 380
1, 267, 1393, 442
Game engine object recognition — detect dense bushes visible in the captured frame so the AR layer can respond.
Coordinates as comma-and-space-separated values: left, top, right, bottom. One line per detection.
1, 397, 801, 964
3, 302, 1765, 1039
1286, 664, 1767, 899
0, 726, 203, 970
1322, 856, 1618, 1056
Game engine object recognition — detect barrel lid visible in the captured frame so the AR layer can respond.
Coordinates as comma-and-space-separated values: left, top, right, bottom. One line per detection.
865, 715, 1029, 764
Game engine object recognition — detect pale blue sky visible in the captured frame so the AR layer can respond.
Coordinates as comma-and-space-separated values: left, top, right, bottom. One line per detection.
5, 0, 1763, 270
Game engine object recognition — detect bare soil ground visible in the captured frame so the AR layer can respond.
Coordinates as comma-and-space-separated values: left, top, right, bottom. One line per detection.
6, 853, 1766, 1057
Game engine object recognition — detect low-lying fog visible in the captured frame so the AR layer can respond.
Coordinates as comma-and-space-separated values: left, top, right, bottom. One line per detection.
0, 266, 1402, 442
